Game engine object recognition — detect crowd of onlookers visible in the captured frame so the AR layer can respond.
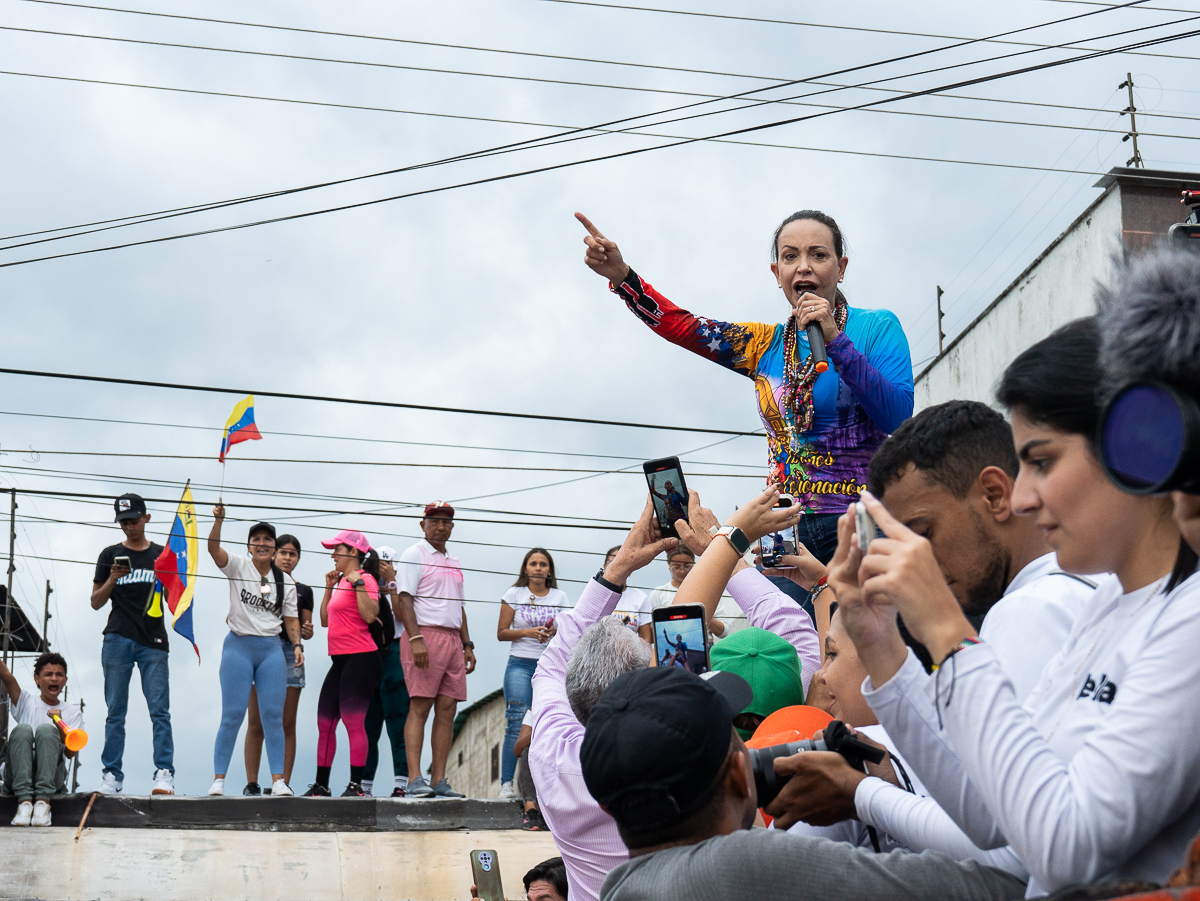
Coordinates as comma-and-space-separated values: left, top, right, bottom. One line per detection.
4, 246, 1200, 901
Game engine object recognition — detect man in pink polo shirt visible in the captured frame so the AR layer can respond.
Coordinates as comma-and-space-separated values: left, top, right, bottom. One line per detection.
396, 501, 476, 799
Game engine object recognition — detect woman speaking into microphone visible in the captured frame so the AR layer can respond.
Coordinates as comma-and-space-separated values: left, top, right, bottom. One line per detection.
577, 210, 913, 601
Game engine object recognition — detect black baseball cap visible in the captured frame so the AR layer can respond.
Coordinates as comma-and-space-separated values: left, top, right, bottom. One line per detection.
580, 667, 752, 838
114, 493, 147, 522
248, 522, 277, 543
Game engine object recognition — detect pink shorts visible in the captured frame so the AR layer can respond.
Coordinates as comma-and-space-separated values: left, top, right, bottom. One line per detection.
400, 626, 467, 701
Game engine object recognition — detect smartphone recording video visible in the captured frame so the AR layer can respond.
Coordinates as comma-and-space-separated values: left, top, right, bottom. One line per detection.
652, 604, 710, 675
762, 494, 797, 569
643, 456, 689, 539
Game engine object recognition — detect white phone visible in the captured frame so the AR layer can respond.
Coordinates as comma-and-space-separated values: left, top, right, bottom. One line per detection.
855, 502, 880, 551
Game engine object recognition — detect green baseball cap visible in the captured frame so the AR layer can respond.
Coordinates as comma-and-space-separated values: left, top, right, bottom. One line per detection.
711, 627, 806, 738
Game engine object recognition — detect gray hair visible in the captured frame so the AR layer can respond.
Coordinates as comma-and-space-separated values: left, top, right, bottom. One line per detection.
565, 617, 652, 725
1097, 248, 1200, 398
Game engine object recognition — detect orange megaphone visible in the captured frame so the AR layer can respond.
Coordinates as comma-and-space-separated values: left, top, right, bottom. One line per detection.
49, 712, 88, 752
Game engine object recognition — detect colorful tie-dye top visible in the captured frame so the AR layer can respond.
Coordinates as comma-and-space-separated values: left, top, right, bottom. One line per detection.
613, 270, 914, 514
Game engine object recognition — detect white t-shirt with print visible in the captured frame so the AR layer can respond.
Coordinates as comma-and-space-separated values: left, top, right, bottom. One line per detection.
602, 586, 651, 633
219, 554, 299, 638
14, 688, 83, 732
503, 585, 571, 660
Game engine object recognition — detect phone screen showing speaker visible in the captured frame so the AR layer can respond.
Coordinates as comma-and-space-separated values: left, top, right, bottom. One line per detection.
652, 604, 709, 675
643, 456, 688, 539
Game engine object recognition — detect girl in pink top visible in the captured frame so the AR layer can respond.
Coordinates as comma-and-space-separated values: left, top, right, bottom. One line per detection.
303, 530, 383, 798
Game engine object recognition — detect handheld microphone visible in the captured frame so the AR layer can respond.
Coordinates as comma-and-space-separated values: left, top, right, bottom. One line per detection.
806, 322, 829, 373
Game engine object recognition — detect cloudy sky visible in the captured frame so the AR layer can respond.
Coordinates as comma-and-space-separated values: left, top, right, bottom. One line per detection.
1, 0, 1197, 795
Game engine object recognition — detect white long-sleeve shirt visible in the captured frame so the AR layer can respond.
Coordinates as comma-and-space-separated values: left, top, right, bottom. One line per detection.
866, 571, 1200, 895
850, 553, 1094, 876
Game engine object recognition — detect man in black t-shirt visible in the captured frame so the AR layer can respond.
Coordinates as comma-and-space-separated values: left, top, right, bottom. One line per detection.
90, 493, 175, 796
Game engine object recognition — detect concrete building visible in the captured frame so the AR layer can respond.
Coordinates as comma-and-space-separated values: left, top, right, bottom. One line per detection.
916, 167, 1200, 411
444, 688, 506, 799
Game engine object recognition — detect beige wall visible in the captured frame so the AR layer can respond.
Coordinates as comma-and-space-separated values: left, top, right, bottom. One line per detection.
445, 693, 506, 799
0, 827, 558, 901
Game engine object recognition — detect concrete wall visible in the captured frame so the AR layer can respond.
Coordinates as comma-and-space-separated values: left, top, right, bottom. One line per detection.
0, 826, 558, 901
914, 189, 1120, 411
445, 693, 505, 799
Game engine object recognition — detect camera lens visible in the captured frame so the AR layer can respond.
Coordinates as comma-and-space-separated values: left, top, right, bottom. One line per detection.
750, 739, 819, 809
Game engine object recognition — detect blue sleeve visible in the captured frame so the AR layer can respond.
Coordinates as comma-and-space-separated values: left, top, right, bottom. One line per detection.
828, 309, 914, 433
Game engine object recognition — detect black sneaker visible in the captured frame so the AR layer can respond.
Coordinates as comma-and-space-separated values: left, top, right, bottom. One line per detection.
242, 782, 262, 797
302, 783, 331, 797
341, 781, 367, 797
390, 786, 406, 798
522, 807, 548, 831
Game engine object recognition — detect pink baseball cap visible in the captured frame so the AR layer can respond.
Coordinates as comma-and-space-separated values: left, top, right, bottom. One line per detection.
321, 529, 372, 555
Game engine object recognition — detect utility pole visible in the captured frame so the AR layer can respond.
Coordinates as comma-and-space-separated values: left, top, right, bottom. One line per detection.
43, 579, 53, 652
3, 488, 15, 669
1120, 73, 1144, 169
936, 286, 946, 356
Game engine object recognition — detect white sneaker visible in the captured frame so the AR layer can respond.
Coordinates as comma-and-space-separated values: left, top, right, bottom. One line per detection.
151, 768, 175, 796
207, 778, 226, 796
270, 779, 293, 797
498, 781, 516, 800
98, 772, 123, 795
360, 779, 373, 796
30, 800, 52, 826
11, 800, 32, 826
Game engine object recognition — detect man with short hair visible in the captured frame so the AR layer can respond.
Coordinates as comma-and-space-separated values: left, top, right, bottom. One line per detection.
361, 546, 411, 798
1, 652, 82, 826
584, 667, 1025, 901
396, 502, 475, 799
90, 492, 174, 795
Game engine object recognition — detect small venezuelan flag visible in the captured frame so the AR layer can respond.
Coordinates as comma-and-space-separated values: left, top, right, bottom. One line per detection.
219, 395, 261, 462
154, 483, 200, 660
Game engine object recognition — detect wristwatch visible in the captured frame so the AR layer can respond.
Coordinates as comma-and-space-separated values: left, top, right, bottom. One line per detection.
351, 578, 366, 589
385, 580, 399, 593
593, 569, 627, 594
713, 526, 751, 556
462, 641, 475, 650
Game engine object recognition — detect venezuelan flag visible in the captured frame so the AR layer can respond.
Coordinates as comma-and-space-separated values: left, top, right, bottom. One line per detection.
219, 395, 261, 462
154, 483, 200, 660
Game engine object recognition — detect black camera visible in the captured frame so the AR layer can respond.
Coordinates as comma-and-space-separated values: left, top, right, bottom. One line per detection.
748, 720, 886, 809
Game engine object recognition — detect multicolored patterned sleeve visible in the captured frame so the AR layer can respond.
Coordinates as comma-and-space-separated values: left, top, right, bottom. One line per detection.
826, 309, 914, 433
612, 269, 776, 377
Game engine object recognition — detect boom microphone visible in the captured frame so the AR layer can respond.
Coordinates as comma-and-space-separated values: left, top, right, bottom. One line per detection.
807, 322, 829, 373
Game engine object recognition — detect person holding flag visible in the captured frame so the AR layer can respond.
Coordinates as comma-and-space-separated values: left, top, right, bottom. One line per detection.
206, 506, 302, 797
91, 493, 175, 796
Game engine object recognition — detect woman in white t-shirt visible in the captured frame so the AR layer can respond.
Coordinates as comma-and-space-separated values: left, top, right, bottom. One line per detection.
207, 507, 301, 798
495, 547, 569, 799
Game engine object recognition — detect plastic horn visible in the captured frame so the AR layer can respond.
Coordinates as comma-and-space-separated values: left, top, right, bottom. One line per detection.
49, 712, 88, 752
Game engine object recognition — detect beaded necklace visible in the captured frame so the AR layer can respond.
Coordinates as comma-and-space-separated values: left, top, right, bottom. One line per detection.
781, 292, 848, 439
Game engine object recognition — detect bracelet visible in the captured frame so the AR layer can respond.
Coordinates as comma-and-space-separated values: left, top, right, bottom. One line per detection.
931, 636, 982, 671
411, 634, 425, 642
809, 575, 830, 602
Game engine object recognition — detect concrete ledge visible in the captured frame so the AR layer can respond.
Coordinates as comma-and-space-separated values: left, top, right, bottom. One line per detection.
0, 826, 559, 901
0, 794, 526, 832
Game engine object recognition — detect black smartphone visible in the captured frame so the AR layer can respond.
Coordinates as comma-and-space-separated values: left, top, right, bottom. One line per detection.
762, 495, 797, 568
652, 604, 710, 675
643, 456, 689, 539
470, 849, 504, 901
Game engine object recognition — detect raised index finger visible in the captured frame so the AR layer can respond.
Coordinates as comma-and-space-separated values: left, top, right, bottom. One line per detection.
574, 211, 605, 239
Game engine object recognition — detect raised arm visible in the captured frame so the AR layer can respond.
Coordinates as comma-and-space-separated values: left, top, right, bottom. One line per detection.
576, 212, 774, 378
207, 504, 229, 569
0, 656, 20, 706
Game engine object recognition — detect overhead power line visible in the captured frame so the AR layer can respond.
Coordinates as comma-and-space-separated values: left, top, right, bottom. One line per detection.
0, 0, 1158, 248
12, 0, 1196, 62
3, 16, 1197, 269
18, 447, 766, 477
0, 365, 761, 435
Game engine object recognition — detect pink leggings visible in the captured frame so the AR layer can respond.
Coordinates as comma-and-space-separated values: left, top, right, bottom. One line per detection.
316, 651, 383, 767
